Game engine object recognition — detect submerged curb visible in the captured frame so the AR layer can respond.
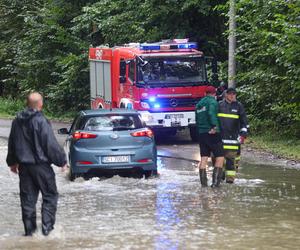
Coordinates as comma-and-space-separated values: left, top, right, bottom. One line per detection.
157, 154, 199, 163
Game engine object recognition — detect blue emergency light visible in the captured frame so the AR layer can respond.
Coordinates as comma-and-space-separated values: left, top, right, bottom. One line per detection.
178, 43, 198, 49
140, 42, 197, 51
140, 44, 161, 50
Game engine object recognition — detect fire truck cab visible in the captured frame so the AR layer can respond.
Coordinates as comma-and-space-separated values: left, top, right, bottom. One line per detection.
89, 39, 218, 141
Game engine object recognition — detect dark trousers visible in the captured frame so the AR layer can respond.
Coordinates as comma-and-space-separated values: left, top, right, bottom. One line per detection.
19, 163, 58, 234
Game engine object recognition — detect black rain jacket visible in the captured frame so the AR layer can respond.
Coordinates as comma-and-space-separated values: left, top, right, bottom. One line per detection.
218, 100, 249, 140
6, 108, 66, 167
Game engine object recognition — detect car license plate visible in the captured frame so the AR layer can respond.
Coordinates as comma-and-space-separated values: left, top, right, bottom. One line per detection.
170, 114, 184, 119
102, 155, 129, 163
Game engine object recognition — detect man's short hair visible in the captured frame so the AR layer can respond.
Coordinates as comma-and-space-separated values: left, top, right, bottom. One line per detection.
27, 92, 43, 109
226, 87, 237, 94
206, 86, 216, 94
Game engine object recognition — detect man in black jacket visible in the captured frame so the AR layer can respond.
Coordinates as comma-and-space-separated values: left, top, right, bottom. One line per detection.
218, 88, 249, 183
6, 92, 67, 236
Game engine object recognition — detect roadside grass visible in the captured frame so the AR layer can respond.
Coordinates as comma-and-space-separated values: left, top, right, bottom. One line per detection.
43, 111, 75, 123
247, 134, 300, 161
0, 98, 24, 118
0, 97, 75, 122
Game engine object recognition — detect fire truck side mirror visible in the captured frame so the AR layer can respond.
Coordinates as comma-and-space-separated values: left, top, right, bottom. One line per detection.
120, 60, 127, 84
211, 58, 219, 87
211, 58, 218, 74
120, 76, 126, 83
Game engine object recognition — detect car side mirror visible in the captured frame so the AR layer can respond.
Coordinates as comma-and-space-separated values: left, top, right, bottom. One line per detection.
58, 128, 69, 134
142, 121, 147, 127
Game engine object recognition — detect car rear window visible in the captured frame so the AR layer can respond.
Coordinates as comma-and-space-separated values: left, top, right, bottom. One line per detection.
83, 114, 143, 131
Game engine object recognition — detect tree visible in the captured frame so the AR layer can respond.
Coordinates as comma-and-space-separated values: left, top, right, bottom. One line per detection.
236, 0, 300, 136
0, 0, 43, 96
74, 0, 227, 59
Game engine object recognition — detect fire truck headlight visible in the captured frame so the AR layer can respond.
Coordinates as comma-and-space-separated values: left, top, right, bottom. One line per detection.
141, 101, 150, 109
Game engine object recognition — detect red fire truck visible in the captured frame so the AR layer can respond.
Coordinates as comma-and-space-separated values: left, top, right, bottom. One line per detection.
88, 39, 218, 141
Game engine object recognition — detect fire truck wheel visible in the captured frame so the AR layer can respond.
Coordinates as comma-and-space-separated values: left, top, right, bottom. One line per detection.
189, 127, 198, 142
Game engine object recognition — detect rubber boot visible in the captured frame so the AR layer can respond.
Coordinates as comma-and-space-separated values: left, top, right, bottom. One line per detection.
211, 167, 223, 188
199, 169, 208, 187
23, 219, 37, 236
225, 158, 236, 184
226, 175, 235, 184
42, 224, 54, 236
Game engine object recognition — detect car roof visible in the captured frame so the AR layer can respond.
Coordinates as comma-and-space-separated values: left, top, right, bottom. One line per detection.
79, 109, 140, 116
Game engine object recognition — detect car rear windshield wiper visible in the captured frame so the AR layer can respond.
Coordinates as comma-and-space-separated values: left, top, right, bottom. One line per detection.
113, 127, 134, 131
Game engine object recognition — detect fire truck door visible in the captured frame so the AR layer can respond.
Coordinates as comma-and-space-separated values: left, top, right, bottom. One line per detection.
119, 59, 134, 108
127, 60, 135, 97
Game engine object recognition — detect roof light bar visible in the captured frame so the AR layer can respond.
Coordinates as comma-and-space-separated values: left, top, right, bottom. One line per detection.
178, 43, 197, 49
140, 42, 197, 51
140, 44, 161, 50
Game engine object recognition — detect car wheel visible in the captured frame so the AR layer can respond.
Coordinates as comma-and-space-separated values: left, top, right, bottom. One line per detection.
144, 170, 158, 179
69, 168, 76, 182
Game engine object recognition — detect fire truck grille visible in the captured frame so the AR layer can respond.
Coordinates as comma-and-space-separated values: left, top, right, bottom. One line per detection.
142, 98, 202, 108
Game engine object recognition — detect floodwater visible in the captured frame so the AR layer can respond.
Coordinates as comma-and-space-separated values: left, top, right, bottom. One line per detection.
0, 139, 299, 250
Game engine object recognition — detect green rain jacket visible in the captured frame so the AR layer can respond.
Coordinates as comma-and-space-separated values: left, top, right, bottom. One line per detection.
195, 95, 220, 134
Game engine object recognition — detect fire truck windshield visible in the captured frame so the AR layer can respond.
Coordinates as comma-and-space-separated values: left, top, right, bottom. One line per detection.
137, 57, 207, 87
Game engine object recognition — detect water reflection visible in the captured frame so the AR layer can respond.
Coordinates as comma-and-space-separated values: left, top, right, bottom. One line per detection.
155, 183, 180, 250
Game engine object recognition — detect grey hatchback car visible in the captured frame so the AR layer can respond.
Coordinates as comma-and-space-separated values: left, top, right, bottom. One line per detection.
58, 109, 157, 181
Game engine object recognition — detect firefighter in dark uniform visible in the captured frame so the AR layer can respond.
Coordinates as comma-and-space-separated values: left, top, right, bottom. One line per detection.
218, 87, 249, 183
6, 92, 67, 236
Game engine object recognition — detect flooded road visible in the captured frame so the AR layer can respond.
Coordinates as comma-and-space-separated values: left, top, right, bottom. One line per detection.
0, 137, 299, 250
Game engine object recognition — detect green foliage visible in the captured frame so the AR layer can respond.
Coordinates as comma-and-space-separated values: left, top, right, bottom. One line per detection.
0, 97, 25, 117
0, 0, 298, 139
74, 0, 227, 58
248, 134, 300, 161
47, 52, 90, 113
0, 97, 76, 121
236, 0, 300, 137
0, 0, 226, 113
0, 0, 43, 95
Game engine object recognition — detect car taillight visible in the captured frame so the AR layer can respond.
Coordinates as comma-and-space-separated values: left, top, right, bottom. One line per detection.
72, 131, 97, 139
130, 128, 153, 138
137, 158, 152, 163
77, 161, 93, 165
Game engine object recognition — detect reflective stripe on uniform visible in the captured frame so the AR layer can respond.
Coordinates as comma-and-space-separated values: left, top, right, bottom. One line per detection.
223, 145, 239, 150
225, 170, 236, 177
223, 139, 239, 144
218, 113, 239, 119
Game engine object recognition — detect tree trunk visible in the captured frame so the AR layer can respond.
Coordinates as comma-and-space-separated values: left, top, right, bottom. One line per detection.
228, 0, 236, 88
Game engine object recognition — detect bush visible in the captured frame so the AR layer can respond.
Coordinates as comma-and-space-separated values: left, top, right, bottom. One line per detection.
0, 98, 25, 117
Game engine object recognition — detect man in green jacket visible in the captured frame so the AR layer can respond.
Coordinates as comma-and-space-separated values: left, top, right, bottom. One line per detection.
195, 86, 224, 187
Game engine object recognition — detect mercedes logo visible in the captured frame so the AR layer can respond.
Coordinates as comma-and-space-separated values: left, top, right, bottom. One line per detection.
170, 99, 178, 107
110, 133, 119, 140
